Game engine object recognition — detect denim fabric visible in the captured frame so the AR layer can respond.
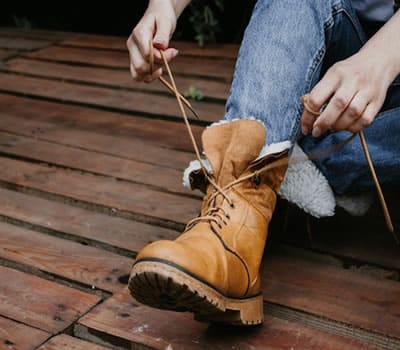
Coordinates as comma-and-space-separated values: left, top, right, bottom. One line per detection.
224, 0, 400, 194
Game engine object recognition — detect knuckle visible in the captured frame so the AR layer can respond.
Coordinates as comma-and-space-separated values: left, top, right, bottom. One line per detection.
348, 104, 362, 118
307, 95, 320, 111
331, 62, 344, 75
135, 64, 148, 75
361, 116, 373, 127
333, 95, 347, 110
132, 27, 144, 42
348, 124, 361, 133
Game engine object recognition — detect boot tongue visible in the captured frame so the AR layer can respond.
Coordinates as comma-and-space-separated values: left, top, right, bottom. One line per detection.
202, 120, 266, 187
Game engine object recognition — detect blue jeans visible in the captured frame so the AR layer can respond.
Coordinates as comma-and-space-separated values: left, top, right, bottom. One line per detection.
224, 0, 400, 194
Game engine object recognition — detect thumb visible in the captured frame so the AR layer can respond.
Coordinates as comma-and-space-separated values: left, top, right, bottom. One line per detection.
153, 18, 174, 50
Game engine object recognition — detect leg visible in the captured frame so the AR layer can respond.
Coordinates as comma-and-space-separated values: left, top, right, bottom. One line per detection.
225, 0, 368, 145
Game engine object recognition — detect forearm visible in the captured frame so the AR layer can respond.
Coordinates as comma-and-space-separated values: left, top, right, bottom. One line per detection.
150, 0, 191, 17
359, 11, 400, 82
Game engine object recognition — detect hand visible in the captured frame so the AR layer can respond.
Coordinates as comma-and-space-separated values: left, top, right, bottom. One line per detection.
127, 0, 186, 83
301, 50, 394, 137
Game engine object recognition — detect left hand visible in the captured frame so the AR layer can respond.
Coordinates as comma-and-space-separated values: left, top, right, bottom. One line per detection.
301, 51, 393, 138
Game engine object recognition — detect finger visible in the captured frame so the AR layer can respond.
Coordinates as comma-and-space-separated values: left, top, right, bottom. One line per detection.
331, 93, 367, 131
347, 103, 378, 133
154, 16, 175, 50
130, 44, 151, 79
307, 70, 341, 114
153, 47, 179, 64
143, 68, 163, 83
301, 94, 319, 135
313, 86, 357, 137
131, 15, 156, 60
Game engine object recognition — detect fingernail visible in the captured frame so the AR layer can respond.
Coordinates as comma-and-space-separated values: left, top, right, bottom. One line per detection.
154, 41, 167, 50
312, 126, 321, 138
301, 125, 309, 135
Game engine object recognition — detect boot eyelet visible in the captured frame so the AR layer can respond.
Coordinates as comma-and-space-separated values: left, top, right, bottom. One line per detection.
225, 214, 230, 219
252, 174, 261, 186
230, 203, 235, 209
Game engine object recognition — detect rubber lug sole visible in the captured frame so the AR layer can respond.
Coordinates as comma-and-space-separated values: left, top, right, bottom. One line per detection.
129, 261, 264, 326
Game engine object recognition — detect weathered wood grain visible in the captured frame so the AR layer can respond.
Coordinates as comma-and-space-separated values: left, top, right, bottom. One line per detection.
262, 246, 400, 338
0, 72, 223, 122
0, 265, 100, 333
0, 316, 50, 350
4, 58, 230, 101
78, 288, 379, 350
0, 49, 17, 61
0, 37, 51, 51
0, 156, 200, 225
0, 188, 179, 253
0, 221, 132, 292
0, 131, 194, 196
0, 27, 72, 41
61, 34, 239, 59
0, 114, 194, 171
24, 46, 235, 80
0, 93, 202, 153
37, 334, 111, 350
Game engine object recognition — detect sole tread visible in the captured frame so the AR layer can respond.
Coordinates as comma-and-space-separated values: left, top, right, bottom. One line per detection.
129, 261, 264, 326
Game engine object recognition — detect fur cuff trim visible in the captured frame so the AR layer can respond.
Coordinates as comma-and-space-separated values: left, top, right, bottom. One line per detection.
182, 159, 212, 189
207, 117, 265, 129
279, 143, 336, 218
256, 141, 291, 160
335, 192, 374, 216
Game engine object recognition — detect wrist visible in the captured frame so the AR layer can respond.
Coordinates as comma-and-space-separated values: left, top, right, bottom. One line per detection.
149, 0, 190, 17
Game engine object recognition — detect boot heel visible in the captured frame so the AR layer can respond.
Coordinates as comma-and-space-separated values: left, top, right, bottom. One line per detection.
195, 294, 264, 326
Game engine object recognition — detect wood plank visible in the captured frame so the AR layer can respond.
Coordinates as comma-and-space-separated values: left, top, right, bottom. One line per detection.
0, 131, 194, 197
77, 288, 378, 350
0, 265, 100, 333
61, 34, 239, 59
24, 46, 235, 80
37, 334, 111, 350
0, 72, 223, 123
0, 37, 51, 51
0, 27, 73, 41
0, 114, 193, 171
285, 211, 400, 272
0, 156, 200, 225
4, 58, 230, 101
262, 246, 400, 338
0, 93, 202, 153
0, 221, 132, 293
0, 316, 50, 350
0, 188, 178, 253
0, 49, 17, 61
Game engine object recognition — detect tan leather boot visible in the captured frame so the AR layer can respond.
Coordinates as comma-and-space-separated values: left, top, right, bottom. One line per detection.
129, 119, 289, 325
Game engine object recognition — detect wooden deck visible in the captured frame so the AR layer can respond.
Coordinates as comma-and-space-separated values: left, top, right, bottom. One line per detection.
0, 27, 399, 350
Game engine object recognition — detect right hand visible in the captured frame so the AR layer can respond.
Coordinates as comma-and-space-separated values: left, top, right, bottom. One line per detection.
127, 0, 181, 83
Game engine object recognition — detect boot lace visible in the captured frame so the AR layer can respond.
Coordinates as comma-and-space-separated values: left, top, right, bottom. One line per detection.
147, 43, 397, 243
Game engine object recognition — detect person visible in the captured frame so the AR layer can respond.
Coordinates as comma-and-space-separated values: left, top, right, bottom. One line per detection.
126, 0, 400, 325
